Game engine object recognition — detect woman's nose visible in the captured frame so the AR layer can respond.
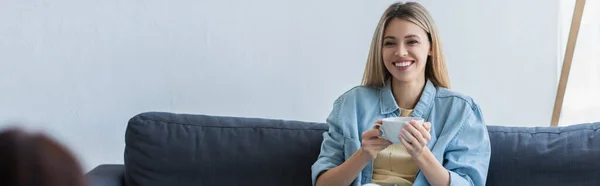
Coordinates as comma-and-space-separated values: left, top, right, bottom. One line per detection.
395, 46, 408, 56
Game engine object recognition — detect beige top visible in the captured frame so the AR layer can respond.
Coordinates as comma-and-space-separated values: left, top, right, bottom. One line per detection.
371, 108, 429, 186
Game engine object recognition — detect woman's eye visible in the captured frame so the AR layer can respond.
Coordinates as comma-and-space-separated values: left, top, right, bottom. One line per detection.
407, 40, 419, 45
384, 42, 396, 46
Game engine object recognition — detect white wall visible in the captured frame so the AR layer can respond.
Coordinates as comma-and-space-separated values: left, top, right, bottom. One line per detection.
558, 0, 600, 126
0, 0, 558, 171
421, 0, 559, 127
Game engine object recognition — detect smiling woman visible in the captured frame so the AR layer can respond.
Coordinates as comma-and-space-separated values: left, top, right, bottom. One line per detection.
381, 19, 433, 90
362, 3, 449, 90
311, 2, 490, 186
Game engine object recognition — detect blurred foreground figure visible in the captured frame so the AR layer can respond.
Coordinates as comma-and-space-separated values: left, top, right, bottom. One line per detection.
0, 128, 85, 186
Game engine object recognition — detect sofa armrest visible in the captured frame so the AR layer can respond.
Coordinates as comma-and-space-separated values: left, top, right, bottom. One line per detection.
85, 164, 125, 186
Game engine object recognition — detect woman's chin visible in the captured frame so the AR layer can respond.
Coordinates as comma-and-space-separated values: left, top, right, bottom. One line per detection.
390, 73, 427, 85
390, 74, 415, 83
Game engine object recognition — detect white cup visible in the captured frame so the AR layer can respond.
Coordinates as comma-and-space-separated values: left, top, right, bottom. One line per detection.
375, 117, 424, 144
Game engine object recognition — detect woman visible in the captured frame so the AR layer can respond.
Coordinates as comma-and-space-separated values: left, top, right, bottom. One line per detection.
312, 2, 490, 186
0, 128, 86, 186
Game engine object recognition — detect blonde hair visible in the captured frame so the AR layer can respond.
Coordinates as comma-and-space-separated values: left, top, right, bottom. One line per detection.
361, 2, 450, 88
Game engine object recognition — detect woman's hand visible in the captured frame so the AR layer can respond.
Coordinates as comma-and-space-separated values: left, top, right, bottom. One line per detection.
399, 120, 432, 159
360, 120, 392, 160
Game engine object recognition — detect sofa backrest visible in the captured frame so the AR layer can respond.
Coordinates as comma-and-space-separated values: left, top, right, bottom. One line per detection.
125, 112, 600, 186
124, 112, 327, 186
486, 123, 600, 186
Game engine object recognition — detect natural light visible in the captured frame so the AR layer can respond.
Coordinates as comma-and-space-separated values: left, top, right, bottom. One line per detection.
558, 0, 600, 126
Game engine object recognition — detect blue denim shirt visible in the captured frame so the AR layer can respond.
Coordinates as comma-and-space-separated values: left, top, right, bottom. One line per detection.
311, 79, 491, 186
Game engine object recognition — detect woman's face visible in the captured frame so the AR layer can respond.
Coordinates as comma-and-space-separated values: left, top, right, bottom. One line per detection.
382, 18, 431, 84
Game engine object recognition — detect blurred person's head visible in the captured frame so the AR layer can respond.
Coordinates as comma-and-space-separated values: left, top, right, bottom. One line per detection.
0, 128, 85, 186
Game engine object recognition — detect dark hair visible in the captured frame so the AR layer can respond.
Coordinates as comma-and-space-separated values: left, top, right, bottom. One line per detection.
0, 128, 85, 186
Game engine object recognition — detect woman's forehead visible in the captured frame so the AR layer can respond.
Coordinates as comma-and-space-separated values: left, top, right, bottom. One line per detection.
383, 18, 428, 38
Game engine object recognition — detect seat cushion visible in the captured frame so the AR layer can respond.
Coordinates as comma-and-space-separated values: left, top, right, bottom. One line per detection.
486, 122, 600, 186
124, 112, 328, 186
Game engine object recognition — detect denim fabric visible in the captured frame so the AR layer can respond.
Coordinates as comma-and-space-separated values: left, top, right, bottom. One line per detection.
311, 79, 491, 186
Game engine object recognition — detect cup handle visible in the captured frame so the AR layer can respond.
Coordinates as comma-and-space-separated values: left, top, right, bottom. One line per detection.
374, 123, 385, 138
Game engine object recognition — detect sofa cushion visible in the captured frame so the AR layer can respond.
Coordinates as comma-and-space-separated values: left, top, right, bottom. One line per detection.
486, 122, 600, 186
124, 112, 328, 186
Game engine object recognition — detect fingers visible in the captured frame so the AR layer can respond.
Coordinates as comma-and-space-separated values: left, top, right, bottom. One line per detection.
372, 120, 383, 130
371, 143, 391, 150
364, 119, 385, 139
404, 121, 432, 145
411, 121, 431, 142
404, 122, 424, 145
362, 137, 392, 151
422, 122, 432, 140
366, 138, 392, 146
399, 135, 414, 151
423, 122, 431, 131
363, 137, 391, 145
361, 128, 382, 139
401, 128, 419, 145
398, 120, 433, 157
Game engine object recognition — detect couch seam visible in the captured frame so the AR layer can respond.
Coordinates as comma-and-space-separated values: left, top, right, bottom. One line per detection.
134, 118, 328, 131
488, 128, 600, 134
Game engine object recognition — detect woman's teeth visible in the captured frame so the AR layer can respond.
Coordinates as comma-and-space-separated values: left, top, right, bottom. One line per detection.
395, 62, 412, 67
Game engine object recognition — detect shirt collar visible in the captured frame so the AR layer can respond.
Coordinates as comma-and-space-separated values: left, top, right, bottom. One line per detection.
379, 79, 436, 119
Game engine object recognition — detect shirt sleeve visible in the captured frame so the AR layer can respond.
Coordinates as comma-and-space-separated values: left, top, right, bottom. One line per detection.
311, 97, 347, 186
444, 104, 491, 186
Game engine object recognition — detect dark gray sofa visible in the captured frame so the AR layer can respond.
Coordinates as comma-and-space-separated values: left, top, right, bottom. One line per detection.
86, 112, 600, 186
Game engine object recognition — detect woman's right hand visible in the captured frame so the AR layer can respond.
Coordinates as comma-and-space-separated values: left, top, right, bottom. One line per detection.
360, 120, 392, 160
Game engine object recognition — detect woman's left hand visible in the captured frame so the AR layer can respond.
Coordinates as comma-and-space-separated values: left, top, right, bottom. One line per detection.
399, 120, 432, 158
